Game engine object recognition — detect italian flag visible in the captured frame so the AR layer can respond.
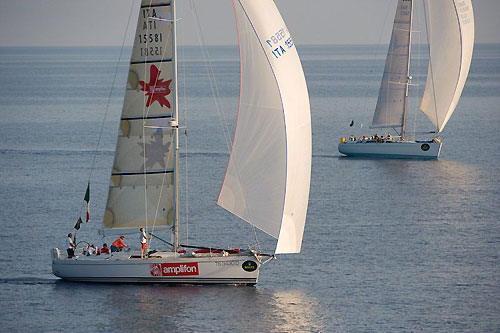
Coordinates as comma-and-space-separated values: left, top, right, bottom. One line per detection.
84, 182, 90, 222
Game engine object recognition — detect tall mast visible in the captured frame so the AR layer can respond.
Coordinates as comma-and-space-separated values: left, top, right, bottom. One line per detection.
401, 0, 414, 141
171, 0, 180, 251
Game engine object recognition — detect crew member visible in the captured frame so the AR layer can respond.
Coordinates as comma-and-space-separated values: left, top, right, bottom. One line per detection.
140, 228, 148, 259
111, 236, 129, 252
100, 243, 110, 254
66, 233, 76, 259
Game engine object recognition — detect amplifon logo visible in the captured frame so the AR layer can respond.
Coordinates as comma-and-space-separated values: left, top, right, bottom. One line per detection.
150, 263, 199, 277
139, 64, 172, 108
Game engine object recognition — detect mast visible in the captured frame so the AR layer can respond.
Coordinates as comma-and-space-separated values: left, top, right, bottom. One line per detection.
171, 0, 180, 251
401, 0, 414, 141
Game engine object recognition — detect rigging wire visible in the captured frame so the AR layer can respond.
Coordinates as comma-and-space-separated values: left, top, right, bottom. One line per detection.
188, 0, 232, 152
179, 2, 190, 246
77, 0, 137, 222
149, 133, 175, 251
383, 1, 398, 129
356, 0, 394, 133
142, 0, 176, 245
141, 0, 178, 250
142, 0, 153, 245
411, 0, 423, 141
188, 0, 261, 252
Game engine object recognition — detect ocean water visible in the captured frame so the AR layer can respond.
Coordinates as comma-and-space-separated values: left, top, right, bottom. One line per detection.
0, 44, 499, 332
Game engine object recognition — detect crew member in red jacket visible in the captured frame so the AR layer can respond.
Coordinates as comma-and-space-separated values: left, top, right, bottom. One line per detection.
111, 236, 129, 252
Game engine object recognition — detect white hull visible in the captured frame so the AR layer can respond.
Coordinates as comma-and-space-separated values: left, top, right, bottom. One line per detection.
52, 249, 262, 285
338, 140, 442, 159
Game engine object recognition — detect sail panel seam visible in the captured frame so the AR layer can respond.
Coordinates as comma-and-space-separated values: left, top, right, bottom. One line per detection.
112, 169, 174, 176
121, 114, 173, 120
131, 58, 172, 65
141, 3, 171, 9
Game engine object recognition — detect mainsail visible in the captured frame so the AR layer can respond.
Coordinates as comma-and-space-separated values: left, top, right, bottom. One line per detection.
217, 0, 311, 254
103, 0, 175, 231
420, 0, 474, 132
372, 0, 413, 129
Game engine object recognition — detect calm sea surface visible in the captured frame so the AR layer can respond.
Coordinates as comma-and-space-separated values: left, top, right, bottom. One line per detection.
0, 44, 499, 332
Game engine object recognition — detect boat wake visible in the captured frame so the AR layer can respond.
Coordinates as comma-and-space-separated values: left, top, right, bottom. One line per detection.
0, 277, 57, 285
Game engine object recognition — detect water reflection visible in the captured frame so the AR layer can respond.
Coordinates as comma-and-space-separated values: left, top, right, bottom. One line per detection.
424, 160, 494, 223
377, 160, 484, 218
334, 156, 494, 226
264, 289, 325, 332
52, 281, 325, 332
106, 285, 201, 331
212, 287, 326, 332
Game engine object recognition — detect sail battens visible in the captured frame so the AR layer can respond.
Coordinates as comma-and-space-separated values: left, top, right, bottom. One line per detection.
131, 58, 172, 65
141, 3, 171, 8
112, 169, 174, 176
141, 0, 172, 8
121, 114, 172, 121
370, 124, 403, 129
104, 185, 174, 229
103, 0, 175, 230
386, 53, 409, 57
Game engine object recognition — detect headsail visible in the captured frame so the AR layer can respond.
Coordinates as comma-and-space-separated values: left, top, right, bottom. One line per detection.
217, 0, 311, 254
103, 0, 175, 232
420, 0, 474, 132
371, 0, 413, 129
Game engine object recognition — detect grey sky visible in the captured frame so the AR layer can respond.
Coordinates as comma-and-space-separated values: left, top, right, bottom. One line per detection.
0, 0, 498, 46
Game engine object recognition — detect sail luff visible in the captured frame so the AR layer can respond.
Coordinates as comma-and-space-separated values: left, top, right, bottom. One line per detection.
217, 0, 311, 254
420, 0, 474, 132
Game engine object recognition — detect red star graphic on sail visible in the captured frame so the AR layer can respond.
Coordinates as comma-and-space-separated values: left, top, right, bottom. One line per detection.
139, 64, 172, 108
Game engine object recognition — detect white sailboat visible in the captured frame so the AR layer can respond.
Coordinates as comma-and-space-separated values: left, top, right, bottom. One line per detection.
51, 0, 311, 284
338, 0, 474, 159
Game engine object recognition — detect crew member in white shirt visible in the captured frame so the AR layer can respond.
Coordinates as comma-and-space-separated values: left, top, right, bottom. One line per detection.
66, 233, 76, 259
140, 227, 148, 259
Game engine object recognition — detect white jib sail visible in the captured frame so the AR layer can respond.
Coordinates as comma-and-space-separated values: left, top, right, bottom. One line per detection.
217, 0, 311, 254
420, 0, 474, 132
372, 0, 413, 129
103, 0, 175, 232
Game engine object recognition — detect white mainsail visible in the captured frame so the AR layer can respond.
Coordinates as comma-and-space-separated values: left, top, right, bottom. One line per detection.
217, 0, 311, 254
103, 0, 175, 231
420, 0, 474, 132
371, 0, 413, 129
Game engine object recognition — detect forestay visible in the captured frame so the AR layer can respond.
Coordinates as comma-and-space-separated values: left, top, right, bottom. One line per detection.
372, 0, 413, 129
420, 0, 474, 132
217, 0, 311, 254
103, 0, 175, 231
